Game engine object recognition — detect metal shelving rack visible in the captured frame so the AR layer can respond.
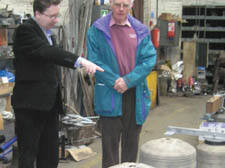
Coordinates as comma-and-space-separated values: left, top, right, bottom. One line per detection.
0, 25, 15, 98
181, 5, 225, 81
182, 5, 225, 55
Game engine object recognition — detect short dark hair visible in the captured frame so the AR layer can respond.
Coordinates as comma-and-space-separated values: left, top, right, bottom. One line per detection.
33, 0, 62, 15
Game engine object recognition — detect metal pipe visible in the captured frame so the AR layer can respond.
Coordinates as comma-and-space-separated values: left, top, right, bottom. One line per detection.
156, 0, 158, 19
0, 136, 17, 153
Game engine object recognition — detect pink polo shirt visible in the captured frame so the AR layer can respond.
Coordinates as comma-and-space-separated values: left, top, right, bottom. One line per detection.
110, 17, 137, 76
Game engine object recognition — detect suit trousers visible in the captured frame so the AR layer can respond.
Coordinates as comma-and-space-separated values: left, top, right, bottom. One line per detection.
100, 88, 142, 168
14, 96, 60, 168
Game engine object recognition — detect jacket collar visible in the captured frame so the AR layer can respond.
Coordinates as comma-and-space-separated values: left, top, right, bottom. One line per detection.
26, 18, 51, 44
93, 12, 149, 45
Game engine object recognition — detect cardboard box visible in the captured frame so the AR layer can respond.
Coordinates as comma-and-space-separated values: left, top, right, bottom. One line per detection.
0, 82, 14, 96
159, 13, 184, 22
5, 95, 11, 111
0, 82, 14, 113
0, 114, 3, 130
59, 146, 96, 161
58, 147, 69, 159
159, 13, 174, 21
206, 95, 223, 113
67, 146, 96, 161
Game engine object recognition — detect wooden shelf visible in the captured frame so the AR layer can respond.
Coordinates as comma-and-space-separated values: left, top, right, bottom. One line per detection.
183, 15, 225, 20
182, 26, 225, 32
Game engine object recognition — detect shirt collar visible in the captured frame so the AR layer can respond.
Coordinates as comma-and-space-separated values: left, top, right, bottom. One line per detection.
45, 29, 53, 37
110, 16, 131, 27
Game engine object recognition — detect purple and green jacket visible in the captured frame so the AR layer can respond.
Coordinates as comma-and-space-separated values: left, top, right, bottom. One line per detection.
87, 12, 156, 125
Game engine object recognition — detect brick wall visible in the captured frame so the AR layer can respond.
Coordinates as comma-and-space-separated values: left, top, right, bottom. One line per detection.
0, 0, 68, 25
181, 0, 225, 6
2, 0, 225, 27
149, 0, 225, 27
151, 0, 182, 17
151, 0, 225, 17
0, 0, 33, 16
2, 0, 225, 16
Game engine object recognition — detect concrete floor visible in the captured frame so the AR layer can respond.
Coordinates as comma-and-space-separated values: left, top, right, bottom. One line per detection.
58, 95, 209, 168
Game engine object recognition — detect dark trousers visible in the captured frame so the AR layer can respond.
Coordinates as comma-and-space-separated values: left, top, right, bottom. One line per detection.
14, 99, 60, 168
100, 88, 142, 168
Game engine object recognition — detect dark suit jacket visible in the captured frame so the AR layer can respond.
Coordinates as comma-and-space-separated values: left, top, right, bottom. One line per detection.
12, 18, 78, 112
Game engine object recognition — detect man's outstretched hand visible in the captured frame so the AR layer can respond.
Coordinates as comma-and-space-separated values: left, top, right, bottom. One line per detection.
81, 58, 104, 75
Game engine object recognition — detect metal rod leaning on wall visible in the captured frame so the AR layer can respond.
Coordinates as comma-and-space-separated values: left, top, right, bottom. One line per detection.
77, 0, 95, 117
62, 0, 94, 117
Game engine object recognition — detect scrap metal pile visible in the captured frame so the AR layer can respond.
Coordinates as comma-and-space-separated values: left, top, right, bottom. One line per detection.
61, 114, 99, 146
0, 6, 21, 25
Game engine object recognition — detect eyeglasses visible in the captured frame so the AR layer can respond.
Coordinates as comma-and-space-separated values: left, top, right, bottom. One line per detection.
113, 3, 131, 9
42, 13, 60, 20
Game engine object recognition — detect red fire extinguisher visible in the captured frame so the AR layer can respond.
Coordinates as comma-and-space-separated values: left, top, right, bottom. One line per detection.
168, 21, 175, 40
151, 27, 160, 48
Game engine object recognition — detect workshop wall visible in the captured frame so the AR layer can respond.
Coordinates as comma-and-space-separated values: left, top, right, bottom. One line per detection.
143, 0, 151, 27
2, 0, 224, 30
0, 0, 69, 25
0, 0, 33, 16
149, 0, 225, 27
181, 0, 225, 6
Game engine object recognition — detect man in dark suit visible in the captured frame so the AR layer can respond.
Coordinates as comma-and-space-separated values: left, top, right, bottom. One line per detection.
12, 0, 103, 167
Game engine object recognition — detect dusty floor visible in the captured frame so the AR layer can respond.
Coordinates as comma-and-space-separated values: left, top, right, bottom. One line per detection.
57, 95, 209, 168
